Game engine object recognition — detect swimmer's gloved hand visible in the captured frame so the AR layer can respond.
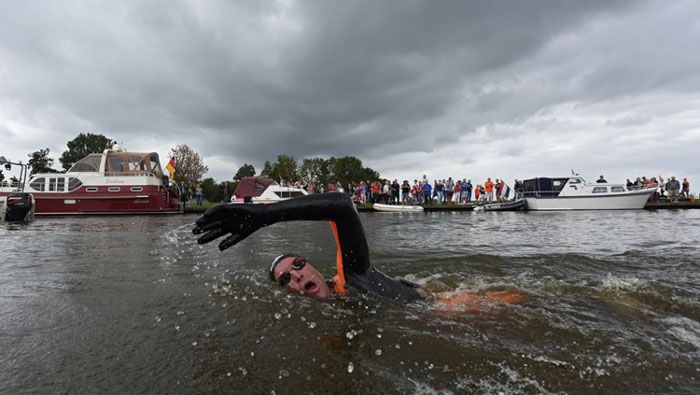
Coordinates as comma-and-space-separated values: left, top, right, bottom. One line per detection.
192, 204, 268, 250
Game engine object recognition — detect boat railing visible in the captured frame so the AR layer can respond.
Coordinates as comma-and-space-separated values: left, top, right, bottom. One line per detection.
0, 180, 22, 189
103, 171, 156, 177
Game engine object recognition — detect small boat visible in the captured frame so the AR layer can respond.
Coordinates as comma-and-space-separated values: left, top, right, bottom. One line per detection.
373, 203, 424, 213
230, 177, 308, 204
522, 175, 656, 210
474, 199, 527, 212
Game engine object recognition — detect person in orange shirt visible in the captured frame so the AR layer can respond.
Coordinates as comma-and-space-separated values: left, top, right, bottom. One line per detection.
484, 178, 495, 201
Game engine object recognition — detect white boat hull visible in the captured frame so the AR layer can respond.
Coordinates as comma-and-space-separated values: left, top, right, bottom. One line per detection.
373, 203, 424, 213
525, 189, 655, 210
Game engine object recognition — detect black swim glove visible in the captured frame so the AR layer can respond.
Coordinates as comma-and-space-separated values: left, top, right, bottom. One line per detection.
192, 204, 268, 250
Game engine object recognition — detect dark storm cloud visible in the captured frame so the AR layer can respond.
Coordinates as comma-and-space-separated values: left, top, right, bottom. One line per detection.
1, 0, 699, 186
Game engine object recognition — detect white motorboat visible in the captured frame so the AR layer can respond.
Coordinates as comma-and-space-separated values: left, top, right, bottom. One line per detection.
373, 203, 424, 213
230, 177, 308, 204
522, 176, 656, 210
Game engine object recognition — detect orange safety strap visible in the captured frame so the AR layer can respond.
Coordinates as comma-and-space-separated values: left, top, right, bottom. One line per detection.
329, 221, 347, 295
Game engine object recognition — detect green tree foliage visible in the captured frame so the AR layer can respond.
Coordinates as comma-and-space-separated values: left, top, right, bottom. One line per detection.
269, 154, 298, 183
27, 148, 56, 175
59, 133, 113, 170
233, 163, 256, 182
200, 177, 222, 202
299, 157, 331, 186
330, 156, 379, 186
170, 144, 208, 189
260, 161, 272, 177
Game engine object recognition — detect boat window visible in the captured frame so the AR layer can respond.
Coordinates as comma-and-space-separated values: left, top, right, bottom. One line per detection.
108, 157, 126, 173
149, 154, 163, 176
131, 187, 143, 192
56, 178, 65, 192
569, 178, 582, 184
86, 187, 98, 192
553, 180, 562, 187
129, 155, 148, 172
108, 187, 121, 192
30, 177, 45, 191
592, 186, 608, 194
68, 154, 102, 172
611, 186, 625, 192
48, 178, 57, 192
68, 177, 83, 191
274, 191, 306, 198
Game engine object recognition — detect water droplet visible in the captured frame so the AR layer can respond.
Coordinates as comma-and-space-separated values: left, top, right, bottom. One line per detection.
175, 326, 180, 331
395, 344, 401, 349
274, 313, 282, 320
347, 362, 354, 373
375, 349, 382, 356
192, 342, 197, 346
308, 322, 316, 329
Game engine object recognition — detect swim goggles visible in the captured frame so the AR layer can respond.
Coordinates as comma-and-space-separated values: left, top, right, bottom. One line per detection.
276, 257, 307, 287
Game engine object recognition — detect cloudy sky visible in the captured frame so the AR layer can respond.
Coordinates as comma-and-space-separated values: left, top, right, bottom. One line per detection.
1, 0, 698, 189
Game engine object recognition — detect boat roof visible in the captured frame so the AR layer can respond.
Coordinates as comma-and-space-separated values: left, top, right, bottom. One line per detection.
233, 177, 276, 197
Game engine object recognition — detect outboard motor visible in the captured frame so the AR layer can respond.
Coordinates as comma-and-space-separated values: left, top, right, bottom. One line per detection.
2, 192, 35, 222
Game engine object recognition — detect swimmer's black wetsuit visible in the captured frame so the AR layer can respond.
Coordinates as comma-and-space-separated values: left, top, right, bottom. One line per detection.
193, 192, 421, 303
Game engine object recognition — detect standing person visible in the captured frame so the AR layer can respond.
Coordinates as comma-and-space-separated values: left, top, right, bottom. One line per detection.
453, 180, 462, 204
435, 180, 444, 204
465, 179, 472, 204
681, 178, 690, 198
445, 177, 454, 205
195, 184, 203, 206
422, 181, 432, 205
666, 176, 681, 203
391, 179, 401, 205
474, 184, 481, 202
484, 178, 495, 202
180, 185, 188, 206
371, 181, 380, 203
597, 175, 607, 183
222, 181, 229, 203
401, 180, 411, 204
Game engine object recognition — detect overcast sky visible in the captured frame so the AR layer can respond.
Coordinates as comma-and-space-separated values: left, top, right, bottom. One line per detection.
1, 0, 698, 189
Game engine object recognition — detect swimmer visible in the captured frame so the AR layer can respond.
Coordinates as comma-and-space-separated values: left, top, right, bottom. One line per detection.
193, 192, 522, 308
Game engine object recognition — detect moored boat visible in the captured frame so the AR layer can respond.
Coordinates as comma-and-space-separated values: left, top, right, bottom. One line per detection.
373, 203, 424, 213
0, 146, 182, 215
474, 198, 527, 212
230, 177, 308, 204
522, 176, 656, 210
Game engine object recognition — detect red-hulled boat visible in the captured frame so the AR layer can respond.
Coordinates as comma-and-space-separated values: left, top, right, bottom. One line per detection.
0, 146, 182, 215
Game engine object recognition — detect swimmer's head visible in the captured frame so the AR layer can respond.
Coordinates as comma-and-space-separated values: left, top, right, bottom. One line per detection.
269, 254, 331, 299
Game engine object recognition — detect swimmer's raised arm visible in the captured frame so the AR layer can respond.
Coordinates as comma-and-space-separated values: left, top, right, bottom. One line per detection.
193, 192, 371, 274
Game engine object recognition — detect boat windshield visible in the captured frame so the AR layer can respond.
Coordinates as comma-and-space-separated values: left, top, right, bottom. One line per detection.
68, 154, 102, 172
104, 152, 164, 176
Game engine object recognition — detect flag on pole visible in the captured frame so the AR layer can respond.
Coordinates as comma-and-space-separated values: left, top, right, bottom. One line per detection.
165, 158, 175, 178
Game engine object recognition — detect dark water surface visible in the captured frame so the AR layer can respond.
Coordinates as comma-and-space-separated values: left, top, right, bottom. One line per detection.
1, 210, 699, 393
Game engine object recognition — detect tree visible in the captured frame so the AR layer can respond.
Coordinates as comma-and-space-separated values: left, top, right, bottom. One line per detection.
269, 154, 298, 183
27, 148, 56, 175
59, 133, 113, 170
200, 177, 222, 203
329, 156, 380, 186
233, 163, 256, 182
0, 169, 4, 184
260, 161, 272, 177
299, 157, 331, 186
170, 144, 208, 189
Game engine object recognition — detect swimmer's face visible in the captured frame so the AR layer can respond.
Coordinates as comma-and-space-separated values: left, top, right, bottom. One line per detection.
273, 257, 330, 299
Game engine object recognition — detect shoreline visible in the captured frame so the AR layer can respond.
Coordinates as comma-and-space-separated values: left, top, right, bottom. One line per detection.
183, 199, 700, 214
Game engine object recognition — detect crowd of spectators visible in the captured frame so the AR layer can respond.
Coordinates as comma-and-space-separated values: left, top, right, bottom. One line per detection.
625, 175, 691, 202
